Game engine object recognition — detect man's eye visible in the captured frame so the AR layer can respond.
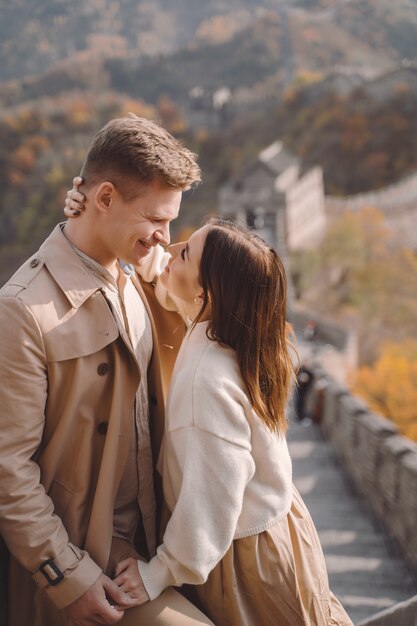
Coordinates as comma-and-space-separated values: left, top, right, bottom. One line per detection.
180, 248, 186, 260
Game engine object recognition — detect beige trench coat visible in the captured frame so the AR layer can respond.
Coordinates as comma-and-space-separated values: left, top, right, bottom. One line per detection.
0, 225, 184, 626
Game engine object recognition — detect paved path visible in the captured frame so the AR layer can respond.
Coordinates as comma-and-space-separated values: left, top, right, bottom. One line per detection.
287, 419, 417, 625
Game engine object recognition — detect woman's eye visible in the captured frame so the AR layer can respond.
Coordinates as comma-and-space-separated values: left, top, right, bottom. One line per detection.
180, 248, 186, 260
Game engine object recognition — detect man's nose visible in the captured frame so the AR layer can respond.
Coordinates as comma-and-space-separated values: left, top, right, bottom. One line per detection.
154, 225, 170, 246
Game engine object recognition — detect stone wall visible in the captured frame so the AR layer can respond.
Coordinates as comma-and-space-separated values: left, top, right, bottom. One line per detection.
325, 173, 417, 216
325, 173, 417, 250
306, 366, 417, 571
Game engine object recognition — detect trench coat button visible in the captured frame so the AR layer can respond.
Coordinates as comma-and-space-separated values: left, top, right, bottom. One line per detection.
30, 258, 39, 268
97, 362, 110, 376
97, 422, 108, 435
150, 395, 157, 406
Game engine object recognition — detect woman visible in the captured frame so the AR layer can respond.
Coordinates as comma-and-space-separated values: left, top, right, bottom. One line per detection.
65, 192, 352, 625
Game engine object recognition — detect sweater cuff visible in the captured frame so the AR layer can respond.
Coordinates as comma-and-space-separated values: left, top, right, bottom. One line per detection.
137, 557, 176, 601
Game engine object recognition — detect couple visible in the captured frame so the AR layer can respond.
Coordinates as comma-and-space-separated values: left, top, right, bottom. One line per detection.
0, 115, 352, 626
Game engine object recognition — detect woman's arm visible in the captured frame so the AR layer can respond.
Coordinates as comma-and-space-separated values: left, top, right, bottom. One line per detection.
140, 432, 254, 599
136, 371, 256, 600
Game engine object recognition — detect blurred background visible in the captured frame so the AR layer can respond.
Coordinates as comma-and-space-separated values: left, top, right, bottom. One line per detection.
1, 0, 417, 441
1, 1, 417, 622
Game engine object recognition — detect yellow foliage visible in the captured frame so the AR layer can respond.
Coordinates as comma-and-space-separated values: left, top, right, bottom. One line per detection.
325, 206, 391, 261
353, 340, 417, 441
194, 13, 250, 45
156, 95, 186, 135
10, 145, 36, 172
302, 27, 321, 44
46, 165, 66, 186
7, 170, 25, 187
67, 100, 91, 128
292, 70, 323, 89
122, 99, 155, 120
27, 135, 50, 154
317, 206, 417, 324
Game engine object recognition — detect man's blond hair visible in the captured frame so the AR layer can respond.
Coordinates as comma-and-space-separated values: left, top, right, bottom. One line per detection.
80, 114, 201, 198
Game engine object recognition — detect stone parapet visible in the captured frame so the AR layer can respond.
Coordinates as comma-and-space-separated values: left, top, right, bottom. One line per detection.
357, 594, 417, 626
305, 366, 417, 571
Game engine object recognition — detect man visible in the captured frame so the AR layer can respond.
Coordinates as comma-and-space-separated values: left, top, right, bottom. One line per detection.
0, 116, 213, 626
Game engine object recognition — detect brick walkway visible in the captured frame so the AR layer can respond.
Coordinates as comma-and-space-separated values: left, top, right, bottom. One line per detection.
287, 419, 417, 625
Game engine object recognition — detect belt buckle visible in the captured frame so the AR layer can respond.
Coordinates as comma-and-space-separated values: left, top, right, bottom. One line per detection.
39, 559, 64, 586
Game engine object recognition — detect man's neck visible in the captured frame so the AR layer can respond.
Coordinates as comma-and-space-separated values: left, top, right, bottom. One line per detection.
63, 220, 118, 278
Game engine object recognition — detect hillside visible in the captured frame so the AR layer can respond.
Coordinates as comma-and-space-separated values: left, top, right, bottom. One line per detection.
1, 0, 417, 109
0, 91, 159, 284
0, 0, 289, 83
1, 0, 417, 284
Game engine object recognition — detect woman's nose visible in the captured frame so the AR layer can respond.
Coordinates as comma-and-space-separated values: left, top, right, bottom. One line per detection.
168, 241, 185, 256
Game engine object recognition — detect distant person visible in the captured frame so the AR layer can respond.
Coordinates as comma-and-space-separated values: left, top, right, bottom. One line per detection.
0, 115, 215, 626
303, 319, 318, 343
65, 205, 355, 626
294, 363, 315, 423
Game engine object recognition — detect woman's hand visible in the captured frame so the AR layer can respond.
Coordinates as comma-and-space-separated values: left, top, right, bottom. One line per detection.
64, 176, 86, 218
113, 557, 150, 607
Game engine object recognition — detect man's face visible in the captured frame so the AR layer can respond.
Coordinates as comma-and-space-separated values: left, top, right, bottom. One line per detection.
103, 181, 182, 265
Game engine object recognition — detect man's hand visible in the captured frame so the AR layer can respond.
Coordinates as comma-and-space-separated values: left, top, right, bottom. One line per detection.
113, 557, 150, 606
65, 573, 136, 626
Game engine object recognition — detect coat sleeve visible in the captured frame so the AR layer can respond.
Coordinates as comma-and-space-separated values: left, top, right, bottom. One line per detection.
137, 380, 256, 599
0, 296, 101, 608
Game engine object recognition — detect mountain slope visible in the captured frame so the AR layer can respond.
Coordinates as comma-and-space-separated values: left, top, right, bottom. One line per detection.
0, 0, 285, 82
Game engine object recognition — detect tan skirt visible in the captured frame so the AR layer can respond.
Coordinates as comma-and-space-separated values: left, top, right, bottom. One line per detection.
190, 486, 353, 626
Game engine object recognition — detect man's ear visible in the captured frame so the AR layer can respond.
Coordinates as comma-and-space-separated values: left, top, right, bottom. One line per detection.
95, 182, 115, 213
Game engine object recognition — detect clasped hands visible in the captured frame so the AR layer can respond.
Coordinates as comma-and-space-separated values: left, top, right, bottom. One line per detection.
66, 558, 149, 626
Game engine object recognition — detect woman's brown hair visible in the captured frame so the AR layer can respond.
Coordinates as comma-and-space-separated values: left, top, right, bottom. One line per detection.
194, 219, 297, 433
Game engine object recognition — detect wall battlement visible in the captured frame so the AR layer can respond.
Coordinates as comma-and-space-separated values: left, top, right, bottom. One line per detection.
325, 173, 417, 250
306, 367, 417, 572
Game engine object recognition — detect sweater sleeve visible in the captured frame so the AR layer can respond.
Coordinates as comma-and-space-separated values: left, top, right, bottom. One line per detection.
137, 386, 256, 599
135, 244, 190, 321
135, 244, 169, 284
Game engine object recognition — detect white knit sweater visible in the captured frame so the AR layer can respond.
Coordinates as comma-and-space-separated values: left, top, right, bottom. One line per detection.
136, 292, 293, 599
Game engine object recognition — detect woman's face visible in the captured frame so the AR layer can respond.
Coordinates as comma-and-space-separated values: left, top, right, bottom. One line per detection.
160, 225, 210, 303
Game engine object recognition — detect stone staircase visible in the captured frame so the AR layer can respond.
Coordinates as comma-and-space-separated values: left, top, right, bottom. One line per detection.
287, 419, 416, 625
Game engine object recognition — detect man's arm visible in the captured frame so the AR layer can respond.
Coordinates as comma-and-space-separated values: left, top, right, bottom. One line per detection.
0, 296, 102, 609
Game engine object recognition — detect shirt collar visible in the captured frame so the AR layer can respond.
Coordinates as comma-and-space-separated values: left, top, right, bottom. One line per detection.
38, 223, 103, 309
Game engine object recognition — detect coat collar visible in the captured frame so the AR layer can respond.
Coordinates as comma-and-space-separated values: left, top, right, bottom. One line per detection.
39, 223, 102, 309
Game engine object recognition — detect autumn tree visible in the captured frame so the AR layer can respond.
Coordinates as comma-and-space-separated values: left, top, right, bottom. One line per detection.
353, 340, 417, 442
291, 207, 417, 362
